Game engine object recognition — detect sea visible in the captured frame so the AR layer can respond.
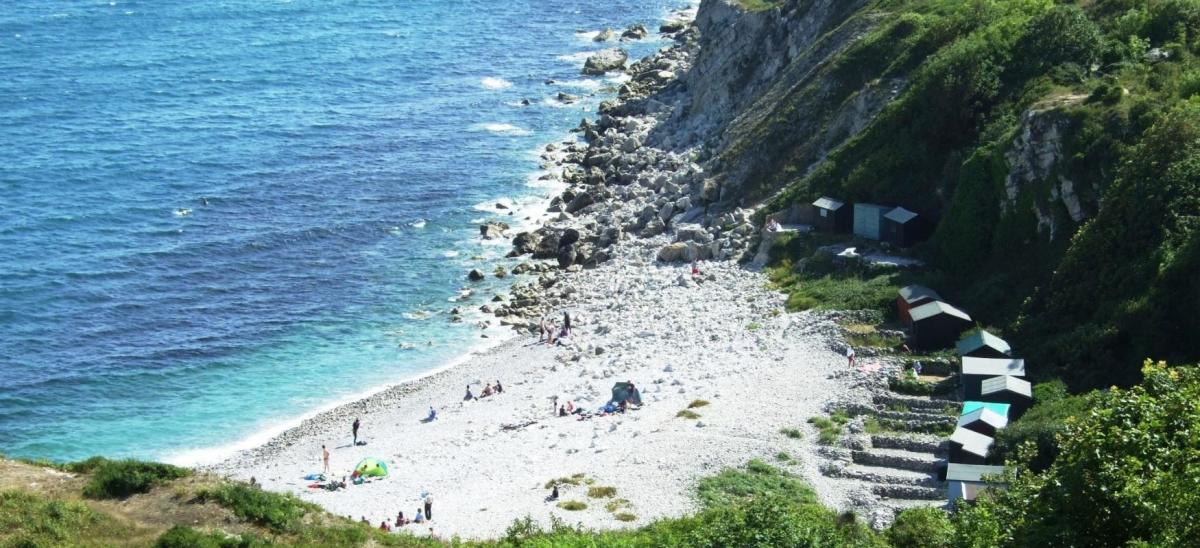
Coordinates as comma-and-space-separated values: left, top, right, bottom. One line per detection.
0, 0, 688, 464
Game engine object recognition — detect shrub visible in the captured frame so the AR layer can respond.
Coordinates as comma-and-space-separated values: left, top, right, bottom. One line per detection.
775, 452, 792, 462
687, 399, 710, 409
196, 483, 316, 533
992, 380, 1090, 470
0, 489, 128, 546
544, 474, 586, 489
557, 500, 587, 511
888, 375, 953, 396
154, 525, 262, 548
887, 507, 953, 548
614, 512, 637, 522
82, 459, 190, 500
676, 410, 701, 419
779, 428, 803, 439
587, 486, 617, 499
696, 460, 816, 509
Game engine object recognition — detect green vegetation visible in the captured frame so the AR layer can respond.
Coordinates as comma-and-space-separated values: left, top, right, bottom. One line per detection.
586, 486, 617, 499
775, 451, 793, 462
604, 498, 631, 513
676, 409, 701, 420
951, 361, 1200, 545
887, 375, 954, 397
81, 458, 190, 499
154, 526, 263, 548
755, 0, 1200, 390
991, 380, 1090, 470
687, 399, 710, 409
196, 483, 316, 533
0, 489, 131, 547
779, 427, 803, 439
696, 459, 816, 509
735, 0, 783, 12
886, 507, 953, 548
746, 321, 763, 331
556, 500, 587, 511
613, 512, 637, 522
808, 411, 852, 445
544, 473, 586, 489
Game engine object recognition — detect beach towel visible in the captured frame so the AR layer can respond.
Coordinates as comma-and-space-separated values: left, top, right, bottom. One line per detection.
304, 473, 326, 481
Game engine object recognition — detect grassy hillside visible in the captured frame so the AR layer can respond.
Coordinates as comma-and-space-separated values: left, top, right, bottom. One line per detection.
756, 0, 1200, 389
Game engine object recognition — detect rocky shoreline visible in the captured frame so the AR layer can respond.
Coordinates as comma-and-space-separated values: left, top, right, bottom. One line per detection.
212, 9, 925, 538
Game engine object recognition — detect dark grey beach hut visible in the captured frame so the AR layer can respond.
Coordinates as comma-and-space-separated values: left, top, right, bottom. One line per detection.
956, 329, 1012, 359
882, 206, 926, 247
949, 427, 994, 465
909, 300, 972, 350
947, 463, 1006, 506
853, 203, 890, 240
980, 375, 1034, 418
812, 197, 850, 233
960, 357, 1026, 400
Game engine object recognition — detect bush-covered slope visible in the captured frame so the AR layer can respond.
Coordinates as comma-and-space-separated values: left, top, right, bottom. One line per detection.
716, 0, 1200, 389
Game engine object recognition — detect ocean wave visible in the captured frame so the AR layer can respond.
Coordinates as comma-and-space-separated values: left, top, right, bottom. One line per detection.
471, 123, 530, 136
555, 78, 602, 91
410, 219, 427, 228
556, 51, 594, 65
402, 310, 433, 321
442, 250, 459, 258
480, 77, 513, 90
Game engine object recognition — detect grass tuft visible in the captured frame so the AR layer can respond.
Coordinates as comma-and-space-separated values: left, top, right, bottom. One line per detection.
614, 512, 637, 522
676, 409, 701, 419
587, 486, 617, 499
780, 427, 803, 439
557, 500, 587, 511
687, 399, 710, 409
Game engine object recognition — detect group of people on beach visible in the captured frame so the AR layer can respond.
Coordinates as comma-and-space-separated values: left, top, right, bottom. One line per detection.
464, 380, 503, 401
363, 493, 433, 535
539, 311, 572, 345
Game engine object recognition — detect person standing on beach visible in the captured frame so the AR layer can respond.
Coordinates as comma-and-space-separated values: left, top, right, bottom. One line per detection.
424, 494, 433, 520
846, 346, 856, 368
563, 312, 571, 336
322, 445, 330, 474
552, 395, 559, 415
352, 418, 361, 445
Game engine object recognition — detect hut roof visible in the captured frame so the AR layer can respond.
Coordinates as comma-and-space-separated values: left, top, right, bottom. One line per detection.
812, 196, 845, 211
946, 463, 1006, 483
958, 407, 1009, 430
884, 206, 919, 224
961, 357, 1026, 377
950, 427, 994, 458
910, 300, 972, 323
981, 375, 1033, 398
961, 401, 1011, 418
898, 284, 941, 304
957, 330, 1012, 357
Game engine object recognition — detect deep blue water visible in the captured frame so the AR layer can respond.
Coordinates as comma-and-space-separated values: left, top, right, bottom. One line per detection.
0, 0, 684, 463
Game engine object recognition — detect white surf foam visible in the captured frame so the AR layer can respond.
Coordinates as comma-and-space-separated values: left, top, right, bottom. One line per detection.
480, 77, 513, 90
471, 123, 531, 136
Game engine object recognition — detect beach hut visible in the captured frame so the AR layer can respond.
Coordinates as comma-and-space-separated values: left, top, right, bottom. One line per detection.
961, 401, 1011, 419
980, 375, 1033, 418
957, 406, 1009, 437
882, 206, 926, 247
949, 427, 994, 465
811, 197, 851, 233
961, 357, 1026, 400
956, 330, 1012, 358
896, 285, 942, 325
909, 301, 973, 350
853, 203, 891, 240
947, 463, 1006, 506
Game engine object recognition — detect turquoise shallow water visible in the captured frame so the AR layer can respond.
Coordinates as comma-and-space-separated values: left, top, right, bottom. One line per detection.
0, 0, 683, 463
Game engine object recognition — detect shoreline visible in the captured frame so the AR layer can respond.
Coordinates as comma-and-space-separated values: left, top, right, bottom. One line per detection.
212, 5, 877, 540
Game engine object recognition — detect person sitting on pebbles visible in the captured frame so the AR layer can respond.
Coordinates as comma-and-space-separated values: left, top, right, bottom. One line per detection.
395, 511, 409, 527
481, 383, 494, 398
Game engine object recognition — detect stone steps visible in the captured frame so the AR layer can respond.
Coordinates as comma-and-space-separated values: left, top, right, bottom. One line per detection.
872, 484, 945, 501
876, 410, 955, 424
870, 434, 945, 454
852, 448, 942, 473
873, 393, 957, 411
825, 463, 941, 487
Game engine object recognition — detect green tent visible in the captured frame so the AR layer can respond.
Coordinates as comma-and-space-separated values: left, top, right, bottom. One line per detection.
354, 458, 389, 478
610, 382, 642, 406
